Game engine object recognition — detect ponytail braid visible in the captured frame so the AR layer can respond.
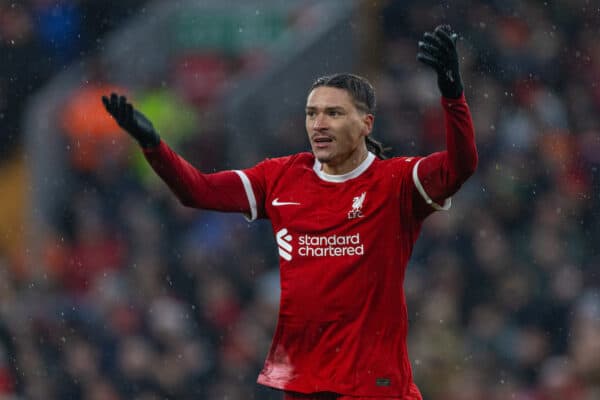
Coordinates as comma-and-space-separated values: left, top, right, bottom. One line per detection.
366, 136, 392, 160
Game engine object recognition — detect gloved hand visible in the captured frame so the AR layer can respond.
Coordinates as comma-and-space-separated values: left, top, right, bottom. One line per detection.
102, 93, 160, 148
417, 25, 464, 99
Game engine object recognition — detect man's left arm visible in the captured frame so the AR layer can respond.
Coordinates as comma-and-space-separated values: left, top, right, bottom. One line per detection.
413, 25, 478, 216
412, 94, 478, 214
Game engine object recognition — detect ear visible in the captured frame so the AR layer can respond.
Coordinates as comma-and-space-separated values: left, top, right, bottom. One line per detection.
362, 113, 374, 137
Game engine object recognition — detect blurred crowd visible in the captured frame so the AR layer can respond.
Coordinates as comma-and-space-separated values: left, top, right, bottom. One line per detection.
1, 0, 600, 399
0, 0, 148, 158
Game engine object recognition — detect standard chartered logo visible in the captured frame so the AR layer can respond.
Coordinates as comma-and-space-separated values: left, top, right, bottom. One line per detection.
299, 233, 364, 257
276, 228, 293, 261
275, 228, 364, 260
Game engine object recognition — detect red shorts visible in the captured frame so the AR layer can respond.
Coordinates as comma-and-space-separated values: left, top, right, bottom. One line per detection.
283, 393, 338, 400
283, 389, 421, 400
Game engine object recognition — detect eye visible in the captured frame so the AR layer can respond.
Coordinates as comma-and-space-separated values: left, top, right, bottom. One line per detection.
328, 110, 341, 117
306, 111, 315, 117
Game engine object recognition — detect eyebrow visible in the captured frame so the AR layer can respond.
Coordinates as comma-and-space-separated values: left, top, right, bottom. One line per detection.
305, 106, 346, 112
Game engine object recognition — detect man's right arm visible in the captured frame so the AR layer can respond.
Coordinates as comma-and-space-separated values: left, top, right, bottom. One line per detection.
142, 140, 255, 214
102, 93, 258, 216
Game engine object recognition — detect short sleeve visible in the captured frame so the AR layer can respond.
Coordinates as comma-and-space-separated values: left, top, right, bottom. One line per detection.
237, 157, 287, 221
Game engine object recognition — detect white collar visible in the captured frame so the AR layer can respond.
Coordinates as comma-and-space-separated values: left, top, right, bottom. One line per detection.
313, 152, 375, 183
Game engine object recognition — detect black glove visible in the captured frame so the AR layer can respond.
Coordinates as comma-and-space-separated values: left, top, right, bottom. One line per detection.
417, 25, 464, 98
102, 93, 160, 148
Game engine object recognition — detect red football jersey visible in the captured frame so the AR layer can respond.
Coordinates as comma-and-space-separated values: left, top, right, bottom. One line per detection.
143, 95, 476, 400
238, 152, 432, 398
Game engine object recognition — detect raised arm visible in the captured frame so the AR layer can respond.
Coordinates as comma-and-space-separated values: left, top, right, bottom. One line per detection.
102, 94, 251, 213
413, 25, 478, 217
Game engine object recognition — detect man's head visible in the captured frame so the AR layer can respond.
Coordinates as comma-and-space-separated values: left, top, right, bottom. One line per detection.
305, 73, 377, 174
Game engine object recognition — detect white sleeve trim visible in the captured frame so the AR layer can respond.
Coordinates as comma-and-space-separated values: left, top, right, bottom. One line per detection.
412, 159, 452, 211
234, 170, 258, 221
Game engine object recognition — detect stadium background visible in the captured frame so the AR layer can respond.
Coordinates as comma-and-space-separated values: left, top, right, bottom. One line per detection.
1, 0, 599, 399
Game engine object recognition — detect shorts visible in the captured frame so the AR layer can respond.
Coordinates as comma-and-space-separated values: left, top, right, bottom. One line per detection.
283, 391, 418, 400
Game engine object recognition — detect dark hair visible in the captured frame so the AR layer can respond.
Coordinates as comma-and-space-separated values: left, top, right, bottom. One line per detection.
310, 73, 391, 159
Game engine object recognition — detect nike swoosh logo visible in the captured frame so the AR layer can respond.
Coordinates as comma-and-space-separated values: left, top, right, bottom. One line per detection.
272, 198, 301, 206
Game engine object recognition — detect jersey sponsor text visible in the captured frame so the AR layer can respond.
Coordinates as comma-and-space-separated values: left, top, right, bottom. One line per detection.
298, 233, 364, 257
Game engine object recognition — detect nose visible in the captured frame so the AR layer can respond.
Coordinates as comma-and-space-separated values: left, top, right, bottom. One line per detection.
313, 114, 327, 131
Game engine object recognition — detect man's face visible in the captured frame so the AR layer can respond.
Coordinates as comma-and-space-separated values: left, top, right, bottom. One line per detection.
305, 86, 373, 173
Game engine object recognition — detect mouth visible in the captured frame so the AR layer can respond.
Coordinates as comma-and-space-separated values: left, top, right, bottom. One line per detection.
312, 136, 334, 149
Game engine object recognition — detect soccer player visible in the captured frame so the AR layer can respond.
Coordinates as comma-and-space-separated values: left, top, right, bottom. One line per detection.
102, 25, 477, 400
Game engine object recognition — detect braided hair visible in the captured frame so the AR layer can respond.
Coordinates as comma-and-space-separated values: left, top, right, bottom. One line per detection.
310, 73, 391, 160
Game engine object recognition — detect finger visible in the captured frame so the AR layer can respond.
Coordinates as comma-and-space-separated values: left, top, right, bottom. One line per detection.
417, 48, 443, 64
435, 24, 453, 35
417, 52, 441, 70
101, 96, 111, 112
118, 95, 128, 121
108, 93, 119, 114
419, 40, 442, 58
450, 33, 458, 45
424, 32, 450, 58
434, 24, 455, 41
104, 94, 119, 116
423, 32, 443, 48
434, 28, 456, 53
126, 103, 134, 123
